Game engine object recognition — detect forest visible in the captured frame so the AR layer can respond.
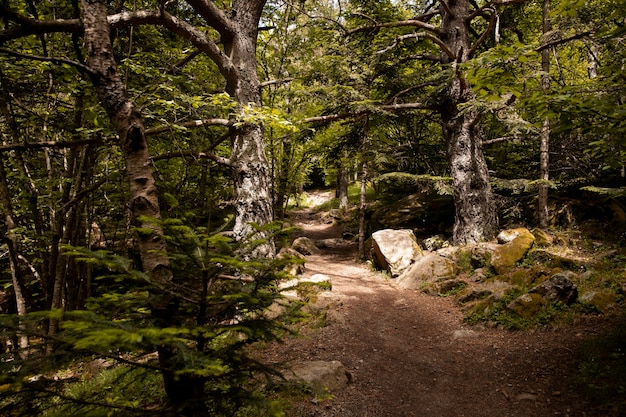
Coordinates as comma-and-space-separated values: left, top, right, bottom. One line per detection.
0, 0, 625, 416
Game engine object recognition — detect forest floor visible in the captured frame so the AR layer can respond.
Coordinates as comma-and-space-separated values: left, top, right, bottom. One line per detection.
260, 190, 624, 417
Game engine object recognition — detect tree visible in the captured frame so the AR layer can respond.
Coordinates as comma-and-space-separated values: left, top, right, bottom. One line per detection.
537, 0, 551, 229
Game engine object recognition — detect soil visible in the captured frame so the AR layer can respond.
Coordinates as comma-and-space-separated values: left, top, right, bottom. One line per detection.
262, 190, 621, 417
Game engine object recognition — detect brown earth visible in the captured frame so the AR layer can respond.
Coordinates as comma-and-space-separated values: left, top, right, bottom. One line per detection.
262, 191, 621, 417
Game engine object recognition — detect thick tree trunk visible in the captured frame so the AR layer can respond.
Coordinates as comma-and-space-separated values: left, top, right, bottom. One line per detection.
442, 107, 498, 244
81, 1, 204, 413
439, 0, 498, 244
224, 5, 274, 258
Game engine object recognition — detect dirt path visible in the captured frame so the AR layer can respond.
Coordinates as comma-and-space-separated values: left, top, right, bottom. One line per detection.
266, 192, 605, 417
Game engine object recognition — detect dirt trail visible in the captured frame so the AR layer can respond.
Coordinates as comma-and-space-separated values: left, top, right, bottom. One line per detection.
267, 192, 604, 417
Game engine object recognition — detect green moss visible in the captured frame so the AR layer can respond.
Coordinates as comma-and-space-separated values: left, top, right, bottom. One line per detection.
492, 229, 536, 274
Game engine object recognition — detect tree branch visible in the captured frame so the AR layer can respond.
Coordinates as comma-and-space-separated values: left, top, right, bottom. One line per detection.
185, 0, 235, 37
151, 150, 232, 166
144, 118, 231, 136
536, 31, 593, 52
377, 32, 455, 60
347, 19, 442, 36
0, 47, 94, 74
483, 135, 520, 145
468, 10, 496, 58
260, 78, 294, 88
304, 102, 431, 124
0, 138, 107, 153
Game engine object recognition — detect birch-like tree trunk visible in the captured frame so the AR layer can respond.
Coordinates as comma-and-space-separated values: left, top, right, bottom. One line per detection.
80, 1, 203, 412
0, 163, 29, 358
538, 0, 551, 229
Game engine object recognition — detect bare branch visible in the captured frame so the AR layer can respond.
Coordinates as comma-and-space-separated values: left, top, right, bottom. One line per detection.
0, 138, 107, 153
260, 78, 294, 88
399, 53, 442, 63
377, 32, 455, 60
347, 19, 442, 36
483, 135, 520, 146
145, 118, 231, 136
386, 83, 437, 105
304, 102, 431, 124
151, 150, 232, 166
0, 47, 94, 74
468, 10, 496, 58
536, 31, 593, 52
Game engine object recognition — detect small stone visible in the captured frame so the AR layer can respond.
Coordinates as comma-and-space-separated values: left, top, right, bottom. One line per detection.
516, 393, 538, 401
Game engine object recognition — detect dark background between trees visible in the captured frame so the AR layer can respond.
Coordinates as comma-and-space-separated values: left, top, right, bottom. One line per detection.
0, 0, 625, 416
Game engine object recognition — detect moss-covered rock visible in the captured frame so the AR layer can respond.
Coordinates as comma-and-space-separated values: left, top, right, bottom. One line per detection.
493, 265, 558, 288
429, 279, 468, 296
492, 228, 536, 274
578, 290, 618, 312
532, 228, 553, 247
526, 249, 585, 270
507, 293, 548, 318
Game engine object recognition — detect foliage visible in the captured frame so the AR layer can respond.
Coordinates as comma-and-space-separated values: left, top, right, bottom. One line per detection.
463, 289, 574, 330
0, 218, 301, 416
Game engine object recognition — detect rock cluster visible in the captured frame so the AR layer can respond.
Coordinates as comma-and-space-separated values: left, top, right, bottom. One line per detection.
368, 227, 620, 320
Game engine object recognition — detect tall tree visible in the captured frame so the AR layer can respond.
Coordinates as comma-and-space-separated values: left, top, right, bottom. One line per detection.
538, 0, 551, 228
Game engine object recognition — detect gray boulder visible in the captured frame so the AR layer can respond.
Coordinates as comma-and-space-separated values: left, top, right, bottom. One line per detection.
277, 247, 306, 276
284, 360, 349, 395
396, 252, 459, 289
292, 236, 321, 256
371, 229, 422, 277
529, 272, 578, 305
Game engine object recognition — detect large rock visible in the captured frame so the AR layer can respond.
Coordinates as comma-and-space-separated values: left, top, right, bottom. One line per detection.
284, 360, 349, 395
371, 229, 422, 277
277, 247, 306, 276
396, 252, 459, 289
292, 236, 321, 256
579, 289, 618, 312
529, 272, 578, 305
492, 228, 536, 274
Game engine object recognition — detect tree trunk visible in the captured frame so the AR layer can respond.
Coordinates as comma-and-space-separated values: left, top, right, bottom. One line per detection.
337, 159, 349, 210
538, 0, 551, 229
442, 107, 498, 244
223, 4, 275, 258
358, 123, 370, 259
0, 163, 29, 358
439, 0, 498, 244
80, 1, 204, 413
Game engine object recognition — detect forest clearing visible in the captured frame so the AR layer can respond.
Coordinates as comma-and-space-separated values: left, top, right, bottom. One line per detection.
1, 1, 626, 416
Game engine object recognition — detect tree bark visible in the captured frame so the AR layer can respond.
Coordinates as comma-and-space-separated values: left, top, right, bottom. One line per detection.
80, 1, 204, 413
0, 163, 29, 358
221, 1, 275, 258
337, 156, 349, 210
439, 0, 498, 244
538, 0, 551, 229
358, 122, 370, 259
